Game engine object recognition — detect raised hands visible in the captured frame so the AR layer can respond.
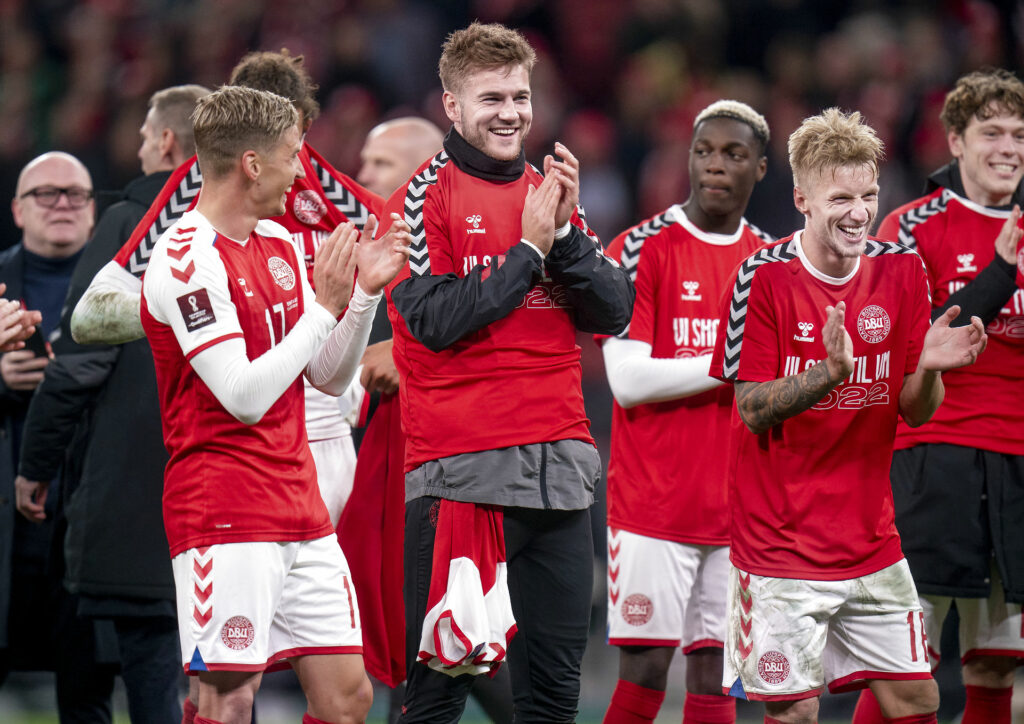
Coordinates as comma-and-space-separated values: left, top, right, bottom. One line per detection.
0, 283, 42, 353
355, 213, 413, 295
521, 172, 560, 255
521, 142, 583, 256
313, 221, 358, 317
822, 302, 854, 382
544, 141, 580, 229
919, 305, 988, 371
994, 204, 1023, 265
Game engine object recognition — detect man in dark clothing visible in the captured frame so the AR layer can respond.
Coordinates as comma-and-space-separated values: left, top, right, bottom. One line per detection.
0, 150, 109, 719
385, 23, 634, 723
15, 84, 209, 724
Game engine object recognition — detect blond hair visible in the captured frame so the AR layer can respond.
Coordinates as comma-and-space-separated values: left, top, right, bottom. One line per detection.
439, 22, 537, 94
940, 68, 1024, 135
192, 86, 298, 179
788, 108, 884, 188
694, 100, 770, 154
149, 84, 211, 158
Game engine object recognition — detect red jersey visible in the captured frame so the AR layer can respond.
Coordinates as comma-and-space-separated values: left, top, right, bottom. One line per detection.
385, 153, 596, 471
141, 210, 333, 556
878, 188, 1024, 455
112, 146, 382, 442
603, 207, 769, 544
709, 232, 931, 580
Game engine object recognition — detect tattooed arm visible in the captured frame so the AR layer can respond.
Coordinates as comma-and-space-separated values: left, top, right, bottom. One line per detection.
734, 302, 854, 435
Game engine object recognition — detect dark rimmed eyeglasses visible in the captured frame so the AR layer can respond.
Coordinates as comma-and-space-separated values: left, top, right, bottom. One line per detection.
19, 186, 93, 209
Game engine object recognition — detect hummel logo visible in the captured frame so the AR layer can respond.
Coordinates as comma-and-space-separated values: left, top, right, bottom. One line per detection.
466, 213, 486, 235
681, 281, 702, 301
794, 321, 815, 342
956, 253, 977, 274
238, 278, 254, 297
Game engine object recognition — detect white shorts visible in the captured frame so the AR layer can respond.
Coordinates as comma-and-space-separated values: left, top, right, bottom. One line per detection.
722, 559, 932, 701
172, 534, 361, 673
309, 434, 357, 527
606, 527, 727, 651
921, 563, 1024, 668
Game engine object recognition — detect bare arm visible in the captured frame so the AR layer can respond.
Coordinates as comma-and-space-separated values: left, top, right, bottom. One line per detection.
734, 302, 853, 435
898, 305, 987, 426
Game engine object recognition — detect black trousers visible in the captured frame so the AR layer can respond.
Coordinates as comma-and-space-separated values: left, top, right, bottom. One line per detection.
399, 498, 593, 724
110, 615, 182, 724
0, 572, 118, 724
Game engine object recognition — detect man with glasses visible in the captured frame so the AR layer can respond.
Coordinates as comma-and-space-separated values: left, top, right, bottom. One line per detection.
0, 151, 116, 720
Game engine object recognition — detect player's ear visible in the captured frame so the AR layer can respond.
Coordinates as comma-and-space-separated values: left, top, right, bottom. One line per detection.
241, 150, 260, 181
793, 185, 808, 215
442, 91, 460, 126
756, 156, 767, 183
947, 129, 965, 160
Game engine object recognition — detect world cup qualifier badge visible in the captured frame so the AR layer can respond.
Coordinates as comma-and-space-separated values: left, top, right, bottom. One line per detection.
857, 305, 891, 343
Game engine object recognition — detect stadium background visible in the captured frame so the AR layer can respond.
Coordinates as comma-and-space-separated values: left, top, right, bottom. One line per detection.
0, 0, 1021, 721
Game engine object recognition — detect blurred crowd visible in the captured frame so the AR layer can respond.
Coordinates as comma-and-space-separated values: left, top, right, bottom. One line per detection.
1, 0, 1021, 249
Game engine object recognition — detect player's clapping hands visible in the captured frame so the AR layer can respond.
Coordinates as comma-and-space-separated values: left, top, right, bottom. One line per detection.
312, 221, 358, 317
355, 213, 412, 295
994, 204, 1023, 264
521, 171, 560, 256
822, 302, 855, 381
544, 141, 581, 229
919, 305, 988, 371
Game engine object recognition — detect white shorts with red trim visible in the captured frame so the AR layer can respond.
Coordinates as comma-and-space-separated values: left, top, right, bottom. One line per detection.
172, 534, 361, 674
921, 563, 1024, 668
309, 434, 357, 527
722, 559, 933, 701
606, 527, 727, 651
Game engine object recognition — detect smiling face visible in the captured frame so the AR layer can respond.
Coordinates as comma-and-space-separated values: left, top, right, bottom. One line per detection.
444, 63, 532, 161
12, 154, 94, 258
794, 163, 879, 277
686, 116, 767, 231
950, 106, 1024, 207
254, 123, 304, 218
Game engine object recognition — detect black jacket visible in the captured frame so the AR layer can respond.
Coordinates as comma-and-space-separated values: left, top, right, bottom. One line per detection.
392, 128, 635, 351
0, 243, 55, 649
19, 172, 174, 607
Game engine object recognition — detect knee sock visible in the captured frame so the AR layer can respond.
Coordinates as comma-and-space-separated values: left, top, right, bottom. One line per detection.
302, 714, 332, 724
603, 679, 666, 723
193, 718, 224, 724
683, 692, 735, 723
962, 684, 1012, 724
182, 698, 198, 724
882, 714, 937, 724
853, 688, 885, 724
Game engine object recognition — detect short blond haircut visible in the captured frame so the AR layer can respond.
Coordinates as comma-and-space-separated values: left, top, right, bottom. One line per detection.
150, 84, 211, 158
940, 68, 1024, 135
439, 22, 537, 94
192, 86, 298, 179
788, 108, 884, 188
694, 100, 770, 154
